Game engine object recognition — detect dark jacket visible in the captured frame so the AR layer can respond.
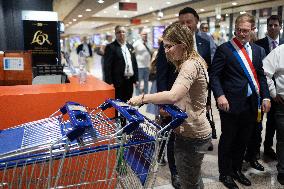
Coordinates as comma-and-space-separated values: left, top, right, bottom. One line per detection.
104, 40, 138, 87
76, 43, 93, 57
209, 41, 270, 113
255, 36, 284, 55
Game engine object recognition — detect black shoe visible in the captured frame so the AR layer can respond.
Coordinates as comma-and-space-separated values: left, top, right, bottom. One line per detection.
277, 173, 284, 185
171, 174, 181, 189
264, 147, 277, 160
249, 160, 264, 171
232, 170, 251, 186
208, 142, 214, 151
219, 175, 239, 189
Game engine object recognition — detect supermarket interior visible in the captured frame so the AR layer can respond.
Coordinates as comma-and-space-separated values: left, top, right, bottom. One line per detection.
0, 0, 284, 188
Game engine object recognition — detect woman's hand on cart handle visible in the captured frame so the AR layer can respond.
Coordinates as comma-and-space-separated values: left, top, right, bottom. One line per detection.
127, 94, 145, 106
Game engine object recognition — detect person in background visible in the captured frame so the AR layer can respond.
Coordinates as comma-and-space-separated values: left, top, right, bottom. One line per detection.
104, 25, 138, 102
128, 21, 212, 189
198, 22, 217, 60
146, 37, 166, 164
212, 24, 226, 46
133, 30, 152, 95
244, 30, 267, 172
100, 34, 113, 55
263, 44, 284, 185
249, 31, 258, 43
76, 36, 93, 73
210, 13, 270, 189
198, 22, 218, 141
99, 34, 113, 81
255, 15, 284, 161
156, 7, 211, 189
146, 37, 162, 117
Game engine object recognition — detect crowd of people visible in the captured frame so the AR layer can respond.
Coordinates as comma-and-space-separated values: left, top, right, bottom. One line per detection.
75, 7, 283, 189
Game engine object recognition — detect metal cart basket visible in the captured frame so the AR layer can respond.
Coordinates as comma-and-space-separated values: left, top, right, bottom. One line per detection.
0, 99, 187, 189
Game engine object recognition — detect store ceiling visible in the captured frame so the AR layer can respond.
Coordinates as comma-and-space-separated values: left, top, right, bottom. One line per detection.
53, 0, 284, 36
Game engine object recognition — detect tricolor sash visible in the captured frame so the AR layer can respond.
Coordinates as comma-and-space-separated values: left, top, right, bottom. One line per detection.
227, 37, 262, 122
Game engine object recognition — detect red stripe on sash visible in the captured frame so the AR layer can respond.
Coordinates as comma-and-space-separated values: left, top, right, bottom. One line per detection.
232, 38, 260, 91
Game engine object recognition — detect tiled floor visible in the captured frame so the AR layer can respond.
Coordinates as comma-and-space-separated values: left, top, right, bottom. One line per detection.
151, 107, 283, 189
70, 51, 283, 189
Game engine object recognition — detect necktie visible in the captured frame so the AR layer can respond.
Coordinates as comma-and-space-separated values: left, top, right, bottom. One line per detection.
272, 40, 277, 49
244, 44, 252, 97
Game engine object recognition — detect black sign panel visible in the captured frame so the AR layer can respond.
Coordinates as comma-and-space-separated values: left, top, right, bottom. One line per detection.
23, 20, 59, 66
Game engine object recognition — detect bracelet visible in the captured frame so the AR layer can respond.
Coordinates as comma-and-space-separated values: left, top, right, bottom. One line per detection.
141, 94, 145, 104
263, 98, 271, 102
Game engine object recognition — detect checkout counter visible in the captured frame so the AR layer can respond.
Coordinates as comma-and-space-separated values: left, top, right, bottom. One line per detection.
0, 76, 115, 129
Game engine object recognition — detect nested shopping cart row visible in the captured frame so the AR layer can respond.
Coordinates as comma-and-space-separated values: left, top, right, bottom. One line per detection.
0, 99, 187, 189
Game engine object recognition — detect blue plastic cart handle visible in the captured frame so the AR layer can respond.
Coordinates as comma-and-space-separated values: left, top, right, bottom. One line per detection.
60, 101, 93, 141
100, 99, 144, 134
159, 104, 188, 132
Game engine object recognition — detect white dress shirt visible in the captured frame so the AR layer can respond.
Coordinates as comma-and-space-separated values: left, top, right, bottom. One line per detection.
244, 42, 253, 96
193, 33, 197, 51
120, 43, 134, 77
82, 43, 90, 57
263, 44, 284, 99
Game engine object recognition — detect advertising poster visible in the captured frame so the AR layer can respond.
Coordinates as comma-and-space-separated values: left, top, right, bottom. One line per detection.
153, 26, 165, 49
23, 20, 59, 66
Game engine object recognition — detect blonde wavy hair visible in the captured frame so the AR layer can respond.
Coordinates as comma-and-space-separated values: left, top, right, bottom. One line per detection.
163, 22, 205, 70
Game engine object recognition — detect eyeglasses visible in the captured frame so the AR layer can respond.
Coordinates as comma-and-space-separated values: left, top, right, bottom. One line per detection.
164, 44, 178, 50
235, 28, 251, 35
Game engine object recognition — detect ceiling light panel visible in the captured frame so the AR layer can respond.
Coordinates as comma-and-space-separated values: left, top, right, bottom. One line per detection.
92, 0, 188, 20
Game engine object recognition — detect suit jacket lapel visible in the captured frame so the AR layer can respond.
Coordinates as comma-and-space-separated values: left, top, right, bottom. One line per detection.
115, 40, 125, 61
279, 38, 284, 45
126, 43, 134, 65
264, 37, 270, 54
250, 43, 257, 68
195, 35, 202, 55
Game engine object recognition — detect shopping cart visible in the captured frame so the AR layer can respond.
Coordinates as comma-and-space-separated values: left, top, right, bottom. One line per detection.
0, 99, 187, 189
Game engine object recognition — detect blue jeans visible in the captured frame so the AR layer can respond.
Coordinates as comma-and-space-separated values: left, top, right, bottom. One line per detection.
146, 80, 159, 116
175, 134, 211, 189
135, 67, 149, 95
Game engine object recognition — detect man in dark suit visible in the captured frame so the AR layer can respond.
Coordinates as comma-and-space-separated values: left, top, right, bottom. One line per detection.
198, 22, 217, 61
156, 7, 211, 189
253, 15, 284, 160
104, 25, 138, 102
210, 13, 271, 189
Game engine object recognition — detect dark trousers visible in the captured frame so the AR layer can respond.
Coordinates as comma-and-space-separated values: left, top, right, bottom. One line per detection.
264, 101, 276, 149
246, 101, 276, 160
115, 77, 134, 102
245, 120, 262, 160
158, 116, 178, 176
275, 104, 284, 173
218, 109, 255, 175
